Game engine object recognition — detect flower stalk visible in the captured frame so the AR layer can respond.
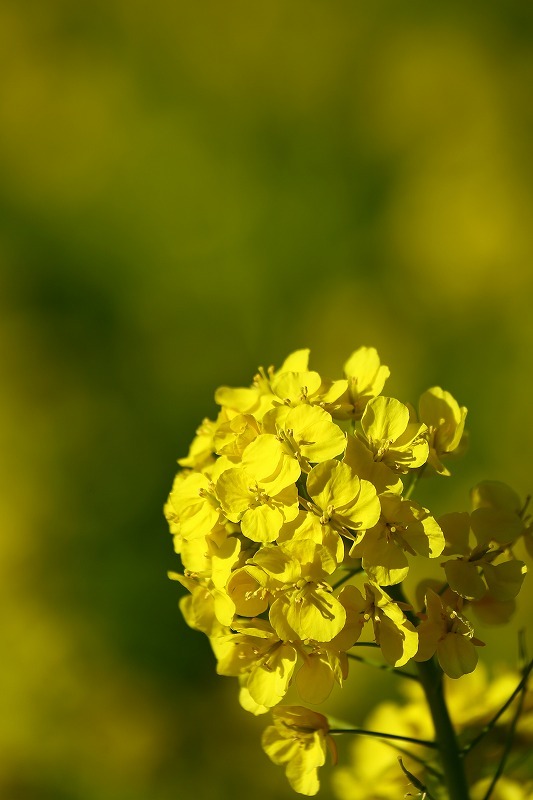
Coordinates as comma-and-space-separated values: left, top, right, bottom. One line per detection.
415, 656, 471, 800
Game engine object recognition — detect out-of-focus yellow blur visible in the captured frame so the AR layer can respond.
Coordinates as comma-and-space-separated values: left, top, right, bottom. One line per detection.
1, 2, 532, 798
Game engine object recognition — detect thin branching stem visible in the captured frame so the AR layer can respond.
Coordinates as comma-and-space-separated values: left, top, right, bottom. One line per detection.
460, 658, 533, 756
482, 668, 529, 800
382, 742, 442, 780
329, 727, 437, 749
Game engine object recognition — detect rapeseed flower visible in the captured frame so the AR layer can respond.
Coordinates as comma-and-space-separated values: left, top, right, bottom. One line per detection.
262, 706, 335, 795
165, 346, 532, 799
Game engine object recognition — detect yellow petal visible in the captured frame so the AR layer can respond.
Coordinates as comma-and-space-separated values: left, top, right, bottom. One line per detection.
338, 477, 381, 532
241, 504, 284, 543
285, 587, 347, 642
242, 434, 285, 482
483, 560, 526, 601
307, 460, 361, 511
227, 568, 269, 616
247, 644, 298, 707
362, 396, 409, 444
239, 684, 270, 715
215, 385, 260, 413
287, 404, 346, 462
439, 512, 472, 556
271, 370, 323, 404
278, 349, 311, 373
437, 634, 478, 679
419, 386, 467, 454
444, 559, 486, 600
378, 613, 418, 667
296, 654, 335, 704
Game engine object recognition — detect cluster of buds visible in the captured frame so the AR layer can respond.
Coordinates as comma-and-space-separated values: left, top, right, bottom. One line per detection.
165, 347, 532, 797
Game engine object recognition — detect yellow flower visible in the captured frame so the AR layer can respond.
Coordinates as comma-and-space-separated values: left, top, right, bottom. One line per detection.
362, 583, 419, 667
212, 412, 260, 458
278, 510, 345, 569
439, 509, 527, 606
263, 403, 346, 471
359, 396, 429, 473
216, 435, 300, 543
213, 349, 311, 422
419, 386, 467, 476
306, 459, 381, 540
168, 534, 241, 632
350, 494, 444, 585
337, 346, 390, 420
212, 618, 298, 711
415, 588, 484, 678
249, 539, 347, 643
262, 706, 335, 796
269, 579, 347, 643
178, 417, 217, 470
165, 470, 222, 541
343, 433, 403, 495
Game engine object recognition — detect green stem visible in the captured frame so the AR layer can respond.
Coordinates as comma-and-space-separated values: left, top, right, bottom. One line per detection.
404, 464, 426, 500
387, 582, 470, 800
349, 641, 379, 648
415, 657, 471, 800
329, 726, 437, 748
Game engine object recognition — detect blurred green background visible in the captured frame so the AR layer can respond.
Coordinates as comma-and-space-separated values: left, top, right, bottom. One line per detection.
1, 1, 533, 798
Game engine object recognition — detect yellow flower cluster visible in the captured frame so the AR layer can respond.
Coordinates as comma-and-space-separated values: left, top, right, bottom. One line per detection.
164, 346, 531, 796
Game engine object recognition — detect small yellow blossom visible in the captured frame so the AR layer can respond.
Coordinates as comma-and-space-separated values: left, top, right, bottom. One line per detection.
359, 396, 429, 473
415, 588, 484, 678
212, 412, 260, 458
343, 433, 403, 495
439, 509, 527, 606
361, 583, 419, 667
350, 494, 444, 585
212, 618, 299, 711
263, 403, 346, 471
419, 386, 467, 476
178, 417, 217, 470
262, 706, 335, 796
337, 345, 390, 420
306, 459, 381, 540
216, 435, 300, 543
264, 540, 348, 643
165, 470, 223, 541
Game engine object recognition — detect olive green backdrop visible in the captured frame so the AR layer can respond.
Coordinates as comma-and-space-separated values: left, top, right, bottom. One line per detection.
1, 1, 532, 798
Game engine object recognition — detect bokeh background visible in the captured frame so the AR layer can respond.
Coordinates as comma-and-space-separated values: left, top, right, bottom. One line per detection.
1, 1, 533, 798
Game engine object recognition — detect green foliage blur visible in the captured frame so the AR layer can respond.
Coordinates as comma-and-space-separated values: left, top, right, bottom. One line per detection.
1, 1, 533, 798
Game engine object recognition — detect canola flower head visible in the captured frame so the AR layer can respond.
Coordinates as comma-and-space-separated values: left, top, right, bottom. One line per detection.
164, 346, 532, 798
